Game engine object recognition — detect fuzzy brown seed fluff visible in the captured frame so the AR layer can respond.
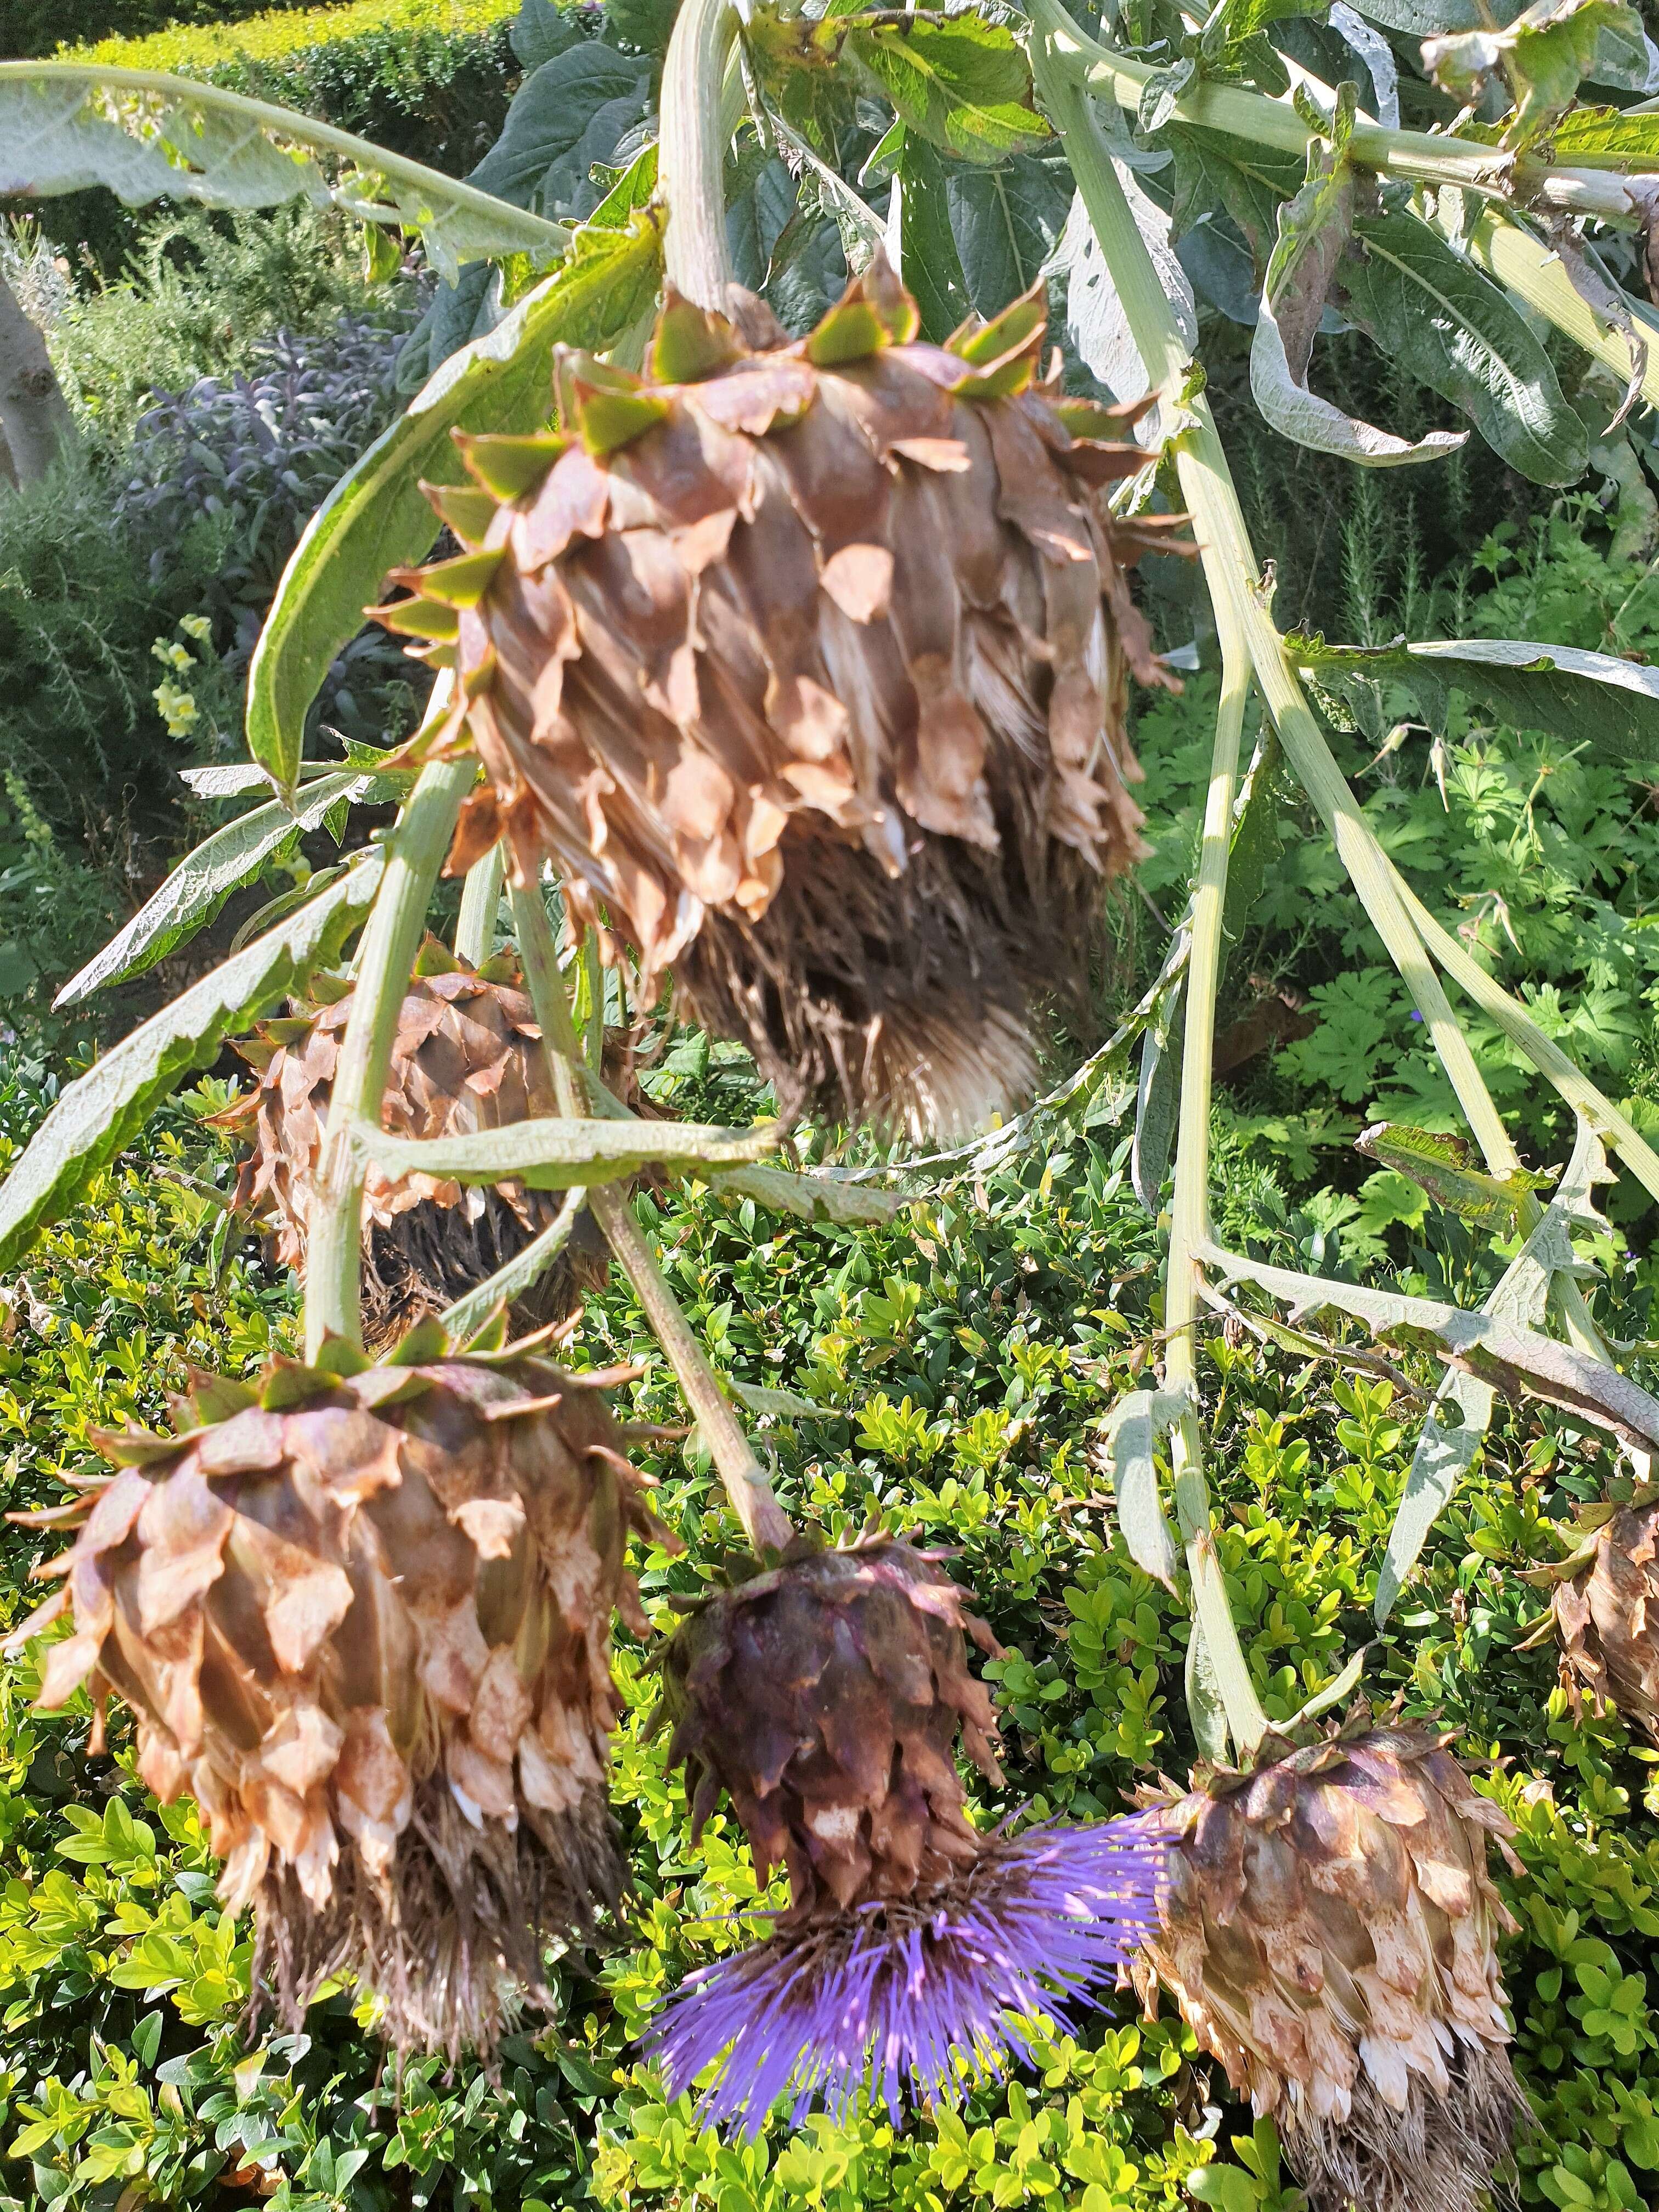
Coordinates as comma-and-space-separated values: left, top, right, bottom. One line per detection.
213, 945, 609, 1350
1134, 1716, 1526, 2212
656, 1537, 1003, 1921
1553, 1490, 1659, 1742
374, 256, 1185, 1142
5, 1327, 671, 2059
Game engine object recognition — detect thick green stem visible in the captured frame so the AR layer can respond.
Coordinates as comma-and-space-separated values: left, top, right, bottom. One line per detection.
1029, 0, 1635, 1702
661, 0, 741, 308
455, 842, 505, 968
1165, 616, 1273, 1758
1029, 12, 1659, 416
304, 741, 473, 1359
1049, 14, 1649, 219
507, 880, 793, 1554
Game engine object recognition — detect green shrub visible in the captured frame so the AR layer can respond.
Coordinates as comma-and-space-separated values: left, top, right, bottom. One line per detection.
1, 2, 322, 63
0, 1048, 1654, 2210
49, 203, 394, 451
72, 0, 523, 177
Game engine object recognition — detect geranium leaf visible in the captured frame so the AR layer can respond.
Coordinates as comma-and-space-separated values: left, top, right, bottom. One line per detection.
245, 210, 662, 793
0, 855, 385, 1272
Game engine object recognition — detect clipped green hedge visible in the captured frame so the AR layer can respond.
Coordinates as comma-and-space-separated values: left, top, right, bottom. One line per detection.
72, 0, 523, 171
1, 2, 315, 63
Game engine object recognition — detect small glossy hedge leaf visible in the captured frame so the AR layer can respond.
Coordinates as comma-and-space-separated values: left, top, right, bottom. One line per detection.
55, 771, 371, 1008
1341, 212, 1587, 485
0, 855, 385, 1273
246, 210, 662, 793
1289, 631, 1659, 762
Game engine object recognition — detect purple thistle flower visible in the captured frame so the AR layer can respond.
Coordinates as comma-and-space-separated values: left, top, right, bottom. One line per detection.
645, 1814, 1167, 2137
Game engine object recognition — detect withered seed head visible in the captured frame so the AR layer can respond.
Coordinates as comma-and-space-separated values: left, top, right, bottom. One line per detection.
5, 1323, 675, 2060
658, 1536, 1005, 1919
374, 257, 1187, 1141
212, 944, 610, 1350
644, 1536, 1164, 2132
1134, 1712, 1527, 2212
1551, 1489, 1659, 1742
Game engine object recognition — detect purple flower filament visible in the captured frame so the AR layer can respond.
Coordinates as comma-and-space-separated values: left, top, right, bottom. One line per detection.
645, 1815, 1166, 2138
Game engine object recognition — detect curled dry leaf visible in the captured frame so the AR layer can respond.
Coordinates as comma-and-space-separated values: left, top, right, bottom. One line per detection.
374, 254, 1184, 1142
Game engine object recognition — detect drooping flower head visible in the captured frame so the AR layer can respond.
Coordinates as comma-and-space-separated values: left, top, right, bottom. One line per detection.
6, 1316, 672, 2060
1133, 1709, 1527, 2212
643, 1536, 1165, 2132
1548, 1486, 1659, 1744
374, 257, 1186, 1142
211, 941, 611, 1351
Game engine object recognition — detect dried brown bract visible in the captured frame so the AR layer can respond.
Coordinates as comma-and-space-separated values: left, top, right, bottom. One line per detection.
1551, 1489, 1659, 1743
1133, 1712, 1526, 2212
375, 256, 1185, 1141
5, 1324, 673, 2060
213, 944, 608, 1349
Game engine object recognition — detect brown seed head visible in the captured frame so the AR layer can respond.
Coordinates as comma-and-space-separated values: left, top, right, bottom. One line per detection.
375, 257, 1184, 1140
1135, 1716, 1526, 2212
1552, 1491, 1659, 1742
212, 946, 610, 1348
6, 1328, 674, 2058
657, 1537, 1005, 1921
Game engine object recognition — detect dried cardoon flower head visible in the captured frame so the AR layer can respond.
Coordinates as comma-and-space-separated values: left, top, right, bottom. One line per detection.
5, 1319, 672, 2060
212, 941, 609, 1350
643, 1536, 1164, 2132
1133, 1711, 1526, 2212
1549, 1488, 1659, 1742
373, 256, 1185, 1142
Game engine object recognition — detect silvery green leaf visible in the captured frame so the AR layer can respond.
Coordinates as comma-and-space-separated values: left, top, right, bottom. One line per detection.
1341, 212, 1587, 484
1375, 1117, 1612, 1622
1289, 630, 1659, 761
1096, 1386, 1189, 1588
1205, 1236, 1659, 1455
1330, 2, 1401, 122
0, 855, 383, 1273
1052, 176, 1195, 415
356, 1114, 783, 1192
55, 772, 370, 1007
1251, 133, 1465, 466
0, 65, 565, 283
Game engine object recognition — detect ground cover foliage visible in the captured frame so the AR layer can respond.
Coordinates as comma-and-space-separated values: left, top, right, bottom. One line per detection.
2, 0, 1659, 2204
1, 494, 1658, 2206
